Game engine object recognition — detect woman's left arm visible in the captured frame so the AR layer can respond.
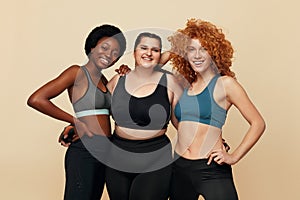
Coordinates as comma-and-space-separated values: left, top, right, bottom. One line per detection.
208, 77, 266, 165
159, 51, 171, 66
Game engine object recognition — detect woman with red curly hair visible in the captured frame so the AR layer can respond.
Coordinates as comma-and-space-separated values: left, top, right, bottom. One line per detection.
166, 19, 266, 199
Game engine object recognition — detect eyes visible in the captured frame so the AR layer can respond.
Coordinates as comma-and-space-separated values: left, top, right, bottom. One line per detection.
186, 46, 207, 53
100, 44, 120, 58
139, 45, 161, 53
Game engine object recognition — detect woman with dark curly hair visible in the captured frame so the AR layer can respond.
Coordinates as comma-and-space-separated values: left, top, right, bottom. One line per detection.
27, 24, 126, 200
166, 19, 266, 199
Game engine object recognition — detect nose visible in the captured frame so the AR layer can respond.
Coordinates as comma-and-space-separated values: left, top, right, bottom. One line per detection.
146, 49, 152, 56
195, 50, 202, 59
104, 50, 112, 59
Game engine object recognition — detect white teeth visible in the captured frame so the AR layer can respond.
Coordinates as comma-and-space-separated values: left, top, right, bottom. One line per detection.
194, 61, 203, 65
100, 58, 109, 65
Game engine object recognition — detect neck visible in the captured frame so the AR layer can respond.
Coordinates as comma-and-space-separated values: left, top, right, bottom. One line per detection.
85, 61, 102, 77
195, 71, 217, 84
133, 65, 156, 78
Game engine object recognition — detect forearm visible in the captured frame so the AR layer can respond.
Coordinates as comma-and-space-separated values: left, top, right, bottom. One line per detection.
231, 120, 265, 164
159, 51, 171, 66
28, 98, 75, 125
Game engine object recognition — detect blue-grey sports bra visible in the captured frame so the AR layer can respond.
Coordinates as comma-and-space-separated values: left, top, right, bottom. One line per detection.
174, 75, 227, 129
72, 66, 111, 118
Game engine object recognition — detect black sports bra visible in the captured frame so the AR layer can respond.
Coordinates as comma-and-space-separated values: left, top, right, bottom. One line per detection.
111, 73, 171, 130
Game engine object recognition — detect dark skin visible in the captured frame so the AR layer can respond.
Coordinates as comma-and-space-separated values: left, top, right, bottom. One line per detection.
58, 65, 131, 145
27, 36, 126, 147
28, 65, 109, 146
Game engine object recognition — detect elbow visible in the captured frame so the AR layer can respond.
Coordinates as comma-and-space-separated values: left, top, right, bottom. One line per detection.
27, 94, 41, 109
255, 117, 266, 137
261, 120, 266, 135
262, 119, 266, 132
259, 116, 266, 132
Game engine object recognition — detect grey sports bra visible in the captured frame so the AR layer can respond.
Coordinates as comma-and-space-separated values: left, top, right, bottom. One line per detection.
72, 66, 111, 117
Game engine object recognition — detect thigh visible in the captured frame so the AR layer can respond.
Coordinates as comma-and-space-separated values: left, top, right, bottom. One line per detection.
200, 178, 238, 200
64, 146, 106, 200
196, 163, 238, 200
129, 165, 172, 200
105, 167, 134, 200
170, 164, 198, 200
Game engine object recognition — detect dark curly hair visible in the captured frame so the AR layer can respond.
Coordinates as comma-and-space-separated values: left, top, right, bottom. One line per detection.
168, 19, 235, 85
84, 24, 126, 60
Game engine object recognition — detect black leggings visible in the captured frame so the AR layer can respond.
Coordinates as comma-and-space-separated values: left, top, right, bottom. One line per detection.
105, 133, 173, 200
64, 135, 110, 200
170, 154, 238, 200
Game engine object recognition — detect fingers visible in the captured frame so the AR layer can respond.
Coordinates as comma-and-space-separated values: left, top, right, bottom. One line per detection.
213, 154, 224, 165
207, 149, 226, 165
72, 134, 80, 142
207, 155, 213, 165
116, 64, 131, 76
60, 140, 70, 147
58, 125, 74, 143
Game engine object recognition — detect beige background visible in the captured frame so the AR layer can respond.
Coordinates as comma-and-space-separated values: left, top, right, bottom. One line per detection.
1, 0, 299, 199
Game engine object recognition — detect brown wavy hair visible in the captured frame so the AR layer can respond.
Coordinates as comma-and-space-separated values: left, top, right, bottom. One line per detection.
168, 19, 235, 85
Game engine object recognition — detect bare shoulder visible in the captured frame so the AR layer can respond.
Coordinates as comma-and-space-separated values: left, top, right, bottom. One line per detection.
219, 75, 236, 84
165, 73, 183, 95
59, 65, 81, 77
166, 73, 178, 83
218, 75, 249, 103
56, 65, 82, 83
218, 75, 241, 89
165, 73, 178, 86
65, 65, 81, 74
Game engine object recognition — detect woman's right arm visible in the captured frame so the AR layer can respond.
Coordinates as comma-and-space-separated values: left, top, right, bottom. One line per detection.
27, 65, 79, 125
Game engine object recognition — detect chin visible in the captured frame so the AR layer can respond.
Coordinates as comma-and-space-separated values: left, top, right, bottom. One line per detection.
141, 63, 156, 69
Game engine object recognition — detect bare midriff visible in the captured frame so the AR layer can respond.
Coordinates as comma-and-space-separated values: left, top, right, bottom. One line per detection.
115, 126, 167, 140
175, 121, 223, 159
78, 115, 111, 136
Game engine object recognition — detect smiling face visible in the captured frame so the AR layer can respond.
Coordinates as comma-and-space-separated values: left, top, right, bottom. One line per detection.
134, 37, 161, 69
186, 38, 214, 74
90, 37, 121, 69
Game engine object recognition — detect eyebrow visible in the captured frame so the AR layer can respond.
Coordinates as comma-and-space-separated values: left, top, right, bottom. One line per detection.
139, 44, 161, 50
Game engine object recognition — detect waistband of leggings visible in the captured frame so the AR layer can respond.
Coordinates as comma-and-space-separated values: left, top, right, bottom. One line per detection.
111, 131, 170, 153
112, 131, 168, 142
174, 152, 208, 162
70, 134, 111, 149
173, 152, 218, 168
173, 152, 232, 170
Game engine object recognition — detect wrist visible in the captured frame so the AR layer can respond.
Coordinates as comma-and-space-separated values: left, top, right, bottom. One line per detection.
230, 152, 241, 165
72, 117, 80, 125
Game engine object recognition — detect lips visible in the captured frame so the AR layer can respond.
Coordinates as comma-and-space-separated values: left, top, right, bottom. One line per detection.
193, 60, 205, 66
99, 57, 111, 66
142, 56, 153, 61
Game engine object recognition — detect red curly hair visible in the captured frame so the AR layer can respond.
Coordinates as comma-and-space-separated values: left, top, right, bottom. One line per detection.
168, 19, 235, 85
